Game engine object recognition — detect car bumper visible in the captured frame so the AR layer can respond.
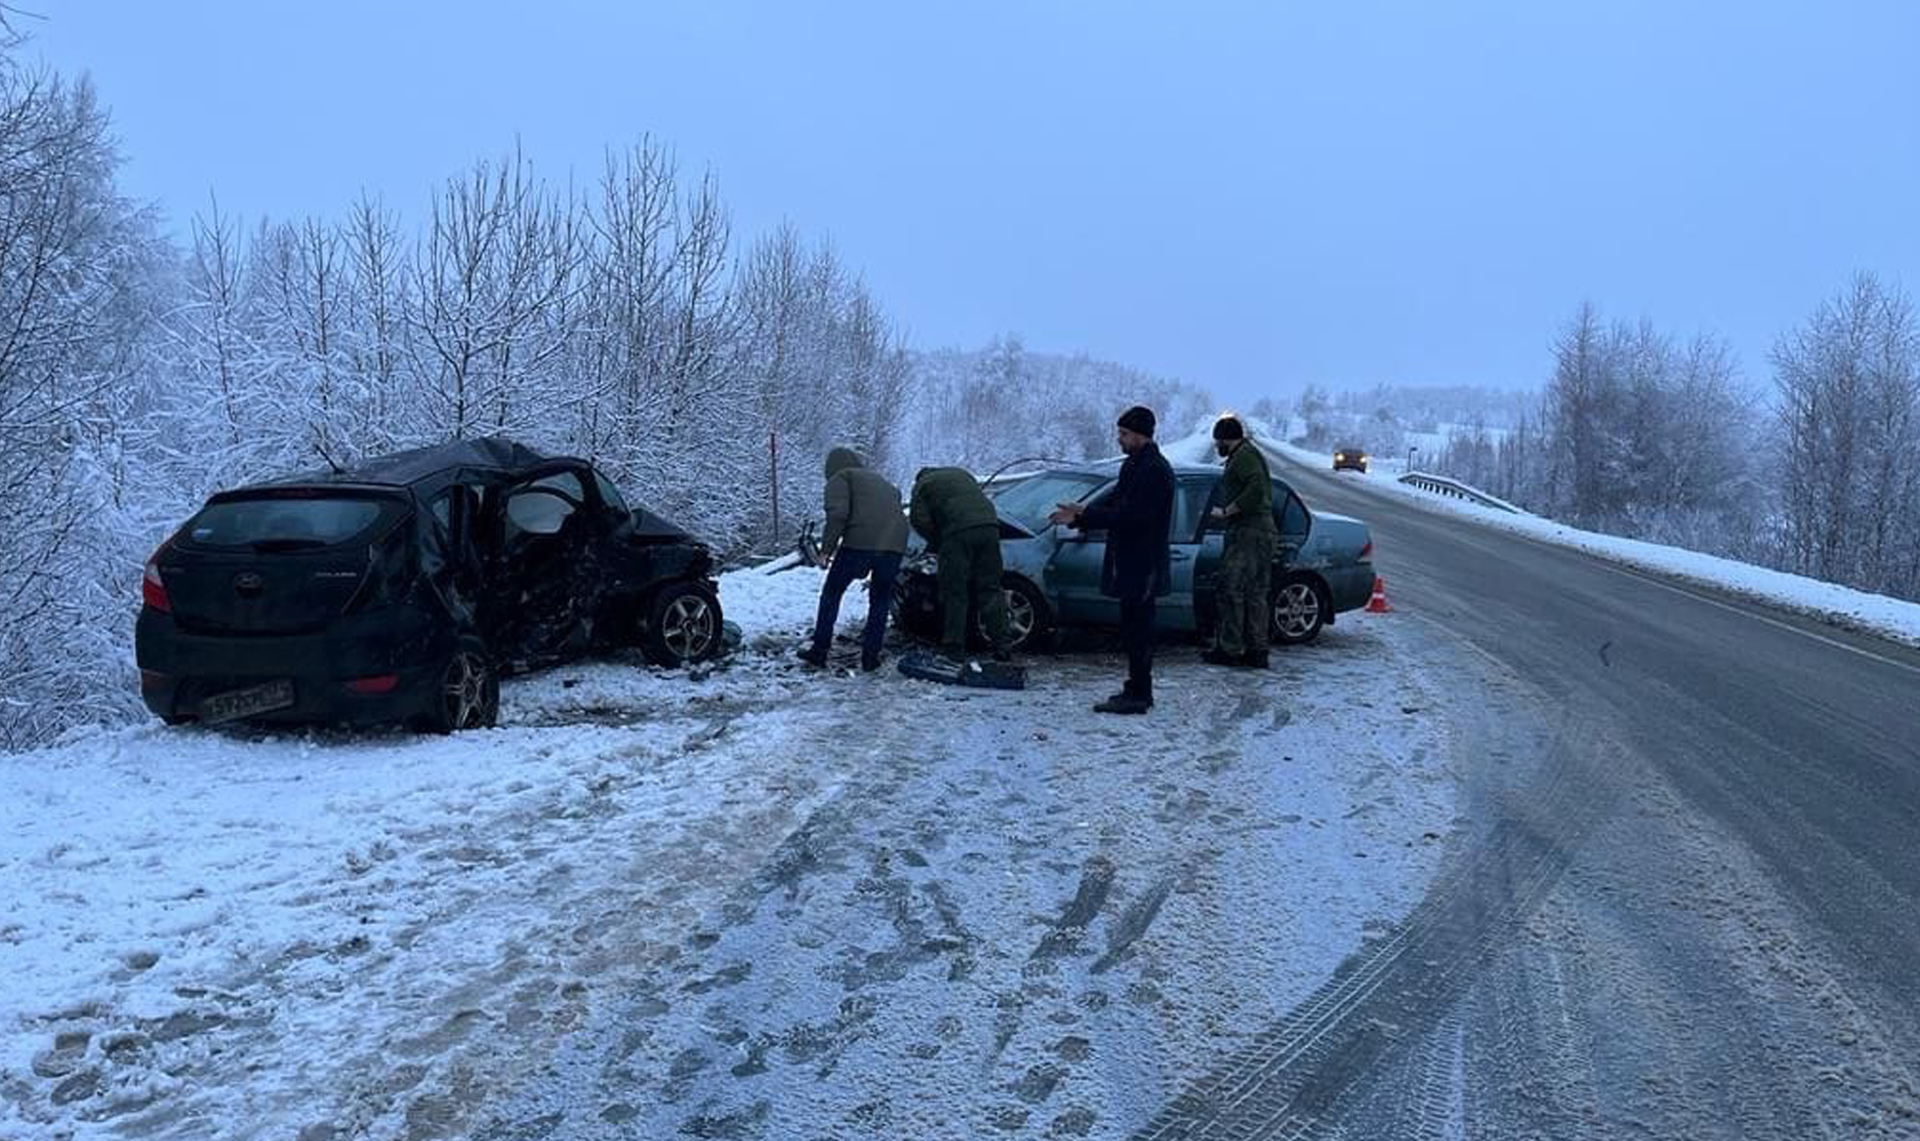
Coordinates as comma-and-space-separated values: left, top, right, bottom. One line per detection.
135, 606, 452, 726
1322, 561, 1375, 613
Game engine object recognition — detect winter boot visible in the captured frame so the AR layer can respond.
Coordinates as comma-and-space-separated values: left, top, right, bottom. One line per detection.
1093, 694, 1151, 715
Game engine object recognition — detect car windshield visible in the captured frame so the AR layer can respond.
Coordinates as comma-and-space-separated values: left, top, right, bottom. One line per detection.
986, 471, 1108, 533
184, 495, 392, 550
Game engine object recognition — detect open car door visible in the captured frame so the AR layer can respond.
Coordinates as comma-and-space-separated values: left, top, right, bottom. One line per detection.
488, 468, 601, 669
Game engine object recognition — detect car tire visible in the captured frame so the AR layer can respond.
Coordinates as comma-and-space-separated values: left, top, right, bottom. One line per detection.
1270, 576, 1328, 645
161, 713, 194, 727
641, 581, 723, 667
994, 576, 1053, 653
424, 637, 500, 734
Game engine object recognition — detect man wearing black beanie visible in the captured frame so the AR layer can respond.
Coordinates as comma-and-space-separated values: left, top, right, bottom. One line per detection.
1050, 404, 1175, 714
1205, 414, 1276, 668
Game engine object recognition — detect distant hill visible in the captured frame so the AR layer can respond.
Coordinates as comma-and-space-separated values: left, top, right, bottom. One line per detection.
901, 335, 1215, 476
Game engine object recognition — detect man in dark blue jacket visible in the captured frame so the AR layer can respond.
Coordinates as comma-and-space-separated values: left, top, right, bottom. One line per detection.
1049, 405, 1175, 714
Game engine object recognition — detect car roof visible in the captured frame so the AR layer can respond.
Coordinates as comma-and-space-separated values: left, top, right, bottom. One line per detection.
250, 437, 580, 492
1027, 460, 1289, 481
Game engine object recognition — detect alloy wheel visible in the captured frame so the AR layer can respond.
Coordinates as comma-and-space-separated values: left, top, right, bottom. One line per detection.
999, 587, 1035, 648
662, 594, 717, 661
441, 652, 489, 730
1273, 582, 1321, 640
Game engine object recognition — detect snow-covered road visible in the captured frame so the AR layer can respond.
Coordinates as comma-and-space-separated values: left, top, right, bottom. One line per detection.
2, 564, 1456, 1140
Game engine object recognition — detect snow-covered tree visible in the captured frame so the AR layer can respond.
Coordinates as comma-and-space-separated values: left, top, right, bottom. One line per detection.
1773, 273, 1920, 595
0, 63, 168, 745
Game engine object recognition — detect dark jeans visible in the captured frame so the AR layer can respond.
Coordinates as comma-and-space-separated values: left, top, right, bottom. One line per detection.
1120, 595, 1156, 700
811, 548, 902, 661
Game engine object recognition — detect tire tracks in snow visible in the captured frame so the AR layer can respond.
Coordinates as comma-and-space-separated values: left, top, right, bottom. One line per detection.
1128, 643, 1628, 1140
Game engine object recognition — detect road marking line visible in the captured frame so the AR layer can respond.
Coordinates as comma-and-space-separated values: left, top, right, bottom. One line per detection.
1590, 560, 1920, 678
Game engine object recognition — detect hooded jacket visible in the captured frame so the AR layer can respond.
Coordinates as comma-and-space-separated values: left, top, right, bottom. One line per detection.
908, 466, 1000, 549
821, 447, 909, 555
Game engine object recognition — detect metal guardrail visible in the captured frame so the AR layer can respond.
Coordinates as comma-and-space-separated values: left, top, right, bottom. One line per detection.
1398, 471, 1522, 513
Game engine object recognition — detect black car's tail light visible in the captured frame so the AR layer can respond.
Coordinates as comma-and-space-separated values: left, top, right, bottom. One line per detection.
142, 551, 171, 612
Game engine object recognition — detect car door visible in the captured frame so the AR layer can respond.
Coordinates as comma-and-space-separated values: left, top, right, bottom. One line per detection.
425, 483, 485, 631
1045, 479, 1119, 626
1193, 476, 1305, 629
1274, 480, 1312, 566
1192, 475, 1232, 625
492, 468, 597, 667
578, 465, 641, 640
1159, 476, 1215, 631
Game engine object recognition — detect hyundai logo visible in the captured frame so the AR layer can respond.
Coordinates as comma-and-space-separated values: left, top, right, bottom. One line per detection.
233, 573, 265, 595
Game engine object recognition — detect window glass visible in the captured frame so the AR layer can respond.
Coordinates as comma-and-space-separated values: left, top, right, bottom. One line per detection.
505, 489, 577, 538
987, 472, 1109, 533
1280, 490, 1310, 535
185, 495, 390, 549
531, 471, 585, 501
1172, 479, 1215, 541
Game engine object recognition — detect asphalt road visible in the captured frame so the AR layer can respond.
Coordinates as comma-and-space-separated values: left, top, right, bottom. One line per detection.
1213, 449, 1920, 1139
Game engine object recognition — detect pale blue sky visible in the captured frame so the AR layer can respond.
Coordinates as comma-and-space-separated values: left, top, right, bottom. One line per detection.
24, 1, 1920, 401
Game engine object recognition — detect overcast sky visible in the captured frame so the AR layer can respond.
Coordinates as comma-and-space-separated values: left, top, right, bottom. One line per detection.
23, 1, 1920, 403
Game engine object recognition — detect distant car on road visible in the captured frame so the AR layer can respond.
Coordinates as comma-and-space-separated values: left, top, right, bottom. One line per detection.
894, 461, 1375, 652
1333, 447, 1369, 473
136, 438, 722, 733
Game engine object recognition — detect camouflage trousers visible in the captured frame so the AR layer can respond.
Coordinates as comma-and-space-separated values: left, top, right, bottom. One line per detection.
1214, 524, 1276, 657
938, 525, 1010, 652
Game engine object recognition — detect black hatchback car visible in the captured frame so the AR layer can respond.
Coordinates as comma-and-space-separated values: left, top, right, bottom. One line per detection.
136, 438, 722, 732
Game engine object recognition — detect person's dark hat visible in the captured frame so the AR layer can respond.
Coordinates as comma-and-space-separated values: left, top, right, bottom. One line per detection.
1212, 415, 1246, 441
1117, 405, 1156, 438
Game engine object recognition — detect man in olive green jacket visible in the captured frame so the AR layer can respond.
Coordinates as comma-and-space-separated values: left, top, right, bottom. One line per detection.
909, 466, 1013, 661
801, 446, 909, 671
1204, 416, 1278, 668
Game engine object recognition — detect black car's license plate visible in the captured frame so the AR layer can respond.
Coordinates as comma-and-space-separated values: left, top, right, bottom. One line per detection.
200, 679, 295, 723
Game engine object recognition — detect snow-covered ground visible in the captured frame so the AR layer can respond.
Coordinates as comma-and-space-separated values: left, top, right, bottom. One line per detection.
1, 558, 1456, 1140
1267, 438, 1920, 648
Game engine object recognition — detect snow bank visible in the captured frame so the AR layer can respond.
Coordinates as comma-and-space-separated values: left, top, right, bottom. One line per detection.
1268, 439, 1920, 648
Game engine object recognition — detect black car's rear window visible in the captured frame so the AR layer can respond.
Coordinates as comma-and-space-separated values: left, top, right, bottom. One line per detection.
183, 493, 397, 550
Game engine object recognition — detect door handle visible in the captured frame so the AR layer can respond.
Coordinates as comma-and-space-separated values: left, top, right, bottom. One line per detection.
1170, 552, 1194, 562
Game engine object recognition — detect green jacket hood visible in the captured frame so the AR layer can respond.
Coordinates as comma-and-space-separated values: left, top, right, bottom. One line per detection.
825, 446, 863, 478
